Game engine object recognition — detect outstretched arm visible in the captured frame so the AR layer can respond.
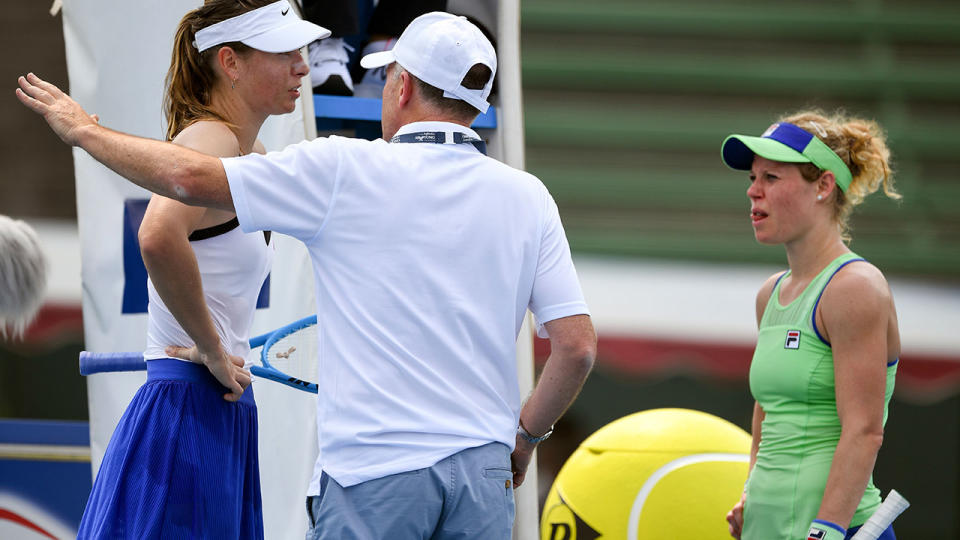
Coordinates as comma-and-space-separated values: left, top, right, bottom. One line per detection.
511, 314, 596, 487
16, 73, 234, 211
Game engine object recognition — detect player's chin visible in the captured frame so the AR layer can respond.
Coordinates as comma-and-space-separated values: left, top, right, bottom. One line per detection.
752, 231, 780, 245
275, 96, 298, 114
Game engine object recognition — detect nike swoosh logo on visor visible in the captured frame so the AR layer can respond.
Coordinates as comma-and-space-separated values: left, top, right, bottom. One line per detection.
281, 8, 289, 15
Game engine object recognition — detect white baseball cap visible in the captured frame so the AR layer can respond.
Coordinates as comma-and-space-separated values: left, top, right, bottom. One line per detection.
194, 0, 330, 54
360, 12, 496, 113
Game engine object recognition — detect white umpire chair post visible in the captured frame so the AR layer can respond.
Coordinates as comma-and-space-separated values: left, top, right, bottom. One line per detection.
484, 1, 542, 538
493, 2, 541, 538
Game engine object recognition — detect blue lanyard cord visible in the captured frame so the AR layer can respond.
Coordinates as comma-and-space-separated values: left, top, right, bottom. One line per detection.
389, 131, 487, 155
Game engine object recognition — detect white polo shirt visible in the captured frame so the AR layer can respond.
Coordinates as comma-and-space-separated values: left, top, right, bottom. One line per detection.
223, 121, 589, 490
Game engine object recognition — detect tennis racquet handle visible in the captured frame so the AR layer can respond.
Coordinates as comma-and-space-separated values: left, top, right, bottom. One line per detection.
79, 351, 146, 375
849, 490, 909, 540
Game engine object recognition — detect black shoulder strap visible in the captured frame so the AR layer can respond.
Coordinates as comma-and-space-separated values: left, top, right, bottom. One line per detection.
188, 217, 240, 241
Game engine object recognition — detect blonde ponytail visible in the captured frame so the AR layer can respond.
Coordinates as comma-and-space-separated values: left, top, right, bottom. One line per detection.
780, 110, 901, 241
163, 0, 273, 140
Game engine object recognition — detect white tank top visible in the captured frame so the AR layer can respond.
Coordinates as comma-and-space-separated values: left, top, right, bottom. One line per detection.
144, 219, 273, 365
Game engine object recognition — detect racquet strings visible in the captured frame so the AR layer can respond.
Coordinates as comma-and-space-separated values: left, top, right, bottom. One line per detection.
261, 324, 319, 383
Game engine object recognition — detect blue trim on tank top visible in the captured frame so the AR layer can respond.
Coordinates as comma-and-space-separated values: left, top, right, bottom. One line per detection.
887, 358, 899, 367
811, 258, 866, 346
773, 271, 788, 289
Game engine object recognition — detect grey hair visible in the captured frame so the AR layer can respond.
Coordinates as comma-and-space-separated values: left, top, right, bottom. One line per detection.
0, 215, 48, 338
392, 64, 487, 120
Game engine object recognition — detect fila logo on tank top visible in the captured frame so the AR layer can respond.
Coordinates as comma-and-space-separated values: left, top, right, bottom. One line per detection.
784, 330, 801, 349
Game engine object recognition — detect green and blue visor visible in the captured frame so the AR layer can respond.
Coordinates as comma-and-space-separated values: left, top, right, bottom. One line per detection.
721, 122, 852, 192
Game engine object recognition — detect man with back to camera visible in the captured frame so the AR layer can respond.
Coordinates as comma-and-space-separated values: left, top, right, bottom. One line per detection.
17, 11, 597, 539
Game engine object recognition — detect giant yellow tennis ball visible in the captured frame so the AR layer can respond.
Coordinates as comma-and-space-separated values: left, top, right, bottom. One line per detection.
541, 408, 750, 540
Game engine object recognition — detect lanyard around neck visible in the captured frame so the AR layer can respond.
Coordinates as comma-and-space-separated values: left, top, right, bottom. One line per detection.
389, 131, 487, 155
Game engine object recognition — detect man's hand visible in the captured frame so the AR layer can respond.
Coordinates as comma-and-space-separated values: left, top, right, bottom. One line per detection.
510, 434, 537, 488
165, 344, 250, 402
16, 73, 98, 146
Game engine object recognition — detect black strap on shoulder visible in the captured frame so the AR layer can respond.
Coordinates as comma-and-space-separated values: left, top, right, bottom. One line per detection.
188, 218, 270, 245
188, 217, 240, 241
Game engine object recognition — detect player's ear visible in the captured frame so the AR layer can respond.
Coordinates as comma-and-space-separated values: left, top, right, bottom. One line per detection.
816, 170, 837, 201
216, 46, 240, 84
397, 68, 413, 108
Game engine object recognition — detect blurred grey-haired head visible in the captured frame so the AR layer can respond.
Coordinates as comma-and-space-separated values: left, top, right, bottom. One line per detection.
0, 215, 48, 338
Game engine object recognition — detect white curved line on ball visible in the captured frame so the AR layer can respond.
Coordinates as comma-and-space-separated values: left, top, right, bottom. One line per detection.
627, 452, 749, 540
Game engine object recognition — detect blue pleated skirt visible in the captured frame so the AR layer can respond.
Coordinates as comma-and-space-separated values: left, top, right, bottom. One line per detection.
78, 359, 263, 539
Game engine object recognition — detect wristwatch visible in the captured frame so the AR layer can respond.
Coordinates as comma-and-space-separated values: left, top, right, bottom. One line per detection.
517, 422, 554, 444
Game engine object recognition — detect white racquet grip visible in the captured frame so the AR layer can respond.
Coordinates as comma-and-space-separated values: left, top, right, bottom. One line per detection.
849, 490, 909, 540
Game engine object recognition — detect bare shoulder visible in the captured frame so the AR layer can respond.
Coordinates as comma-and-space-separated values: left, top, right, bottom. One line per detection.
815, 259, 901, 361
823, 260, 891, 309
754, 271, 784, 324
756, 272, 783, 303
818, 260, 893, 340
172, 120, 240, 158
252, 139, 267, 155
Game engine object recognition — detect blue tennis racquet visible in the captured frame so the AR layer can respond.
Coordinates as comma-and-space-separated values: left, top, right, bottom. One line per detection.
78, 315, 319, 393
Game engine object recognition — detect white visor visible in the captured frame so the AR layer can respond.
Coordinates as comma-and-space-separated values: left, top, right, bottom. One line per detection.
194, 0, 330, 54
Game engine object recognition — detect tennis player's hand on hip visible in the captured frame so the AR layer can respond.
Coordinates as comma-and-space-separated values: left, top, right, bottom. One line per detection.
511, 436, 536, 487
16, 73, 99, 147
726, 491, 746, 539
166, 344, 251, 402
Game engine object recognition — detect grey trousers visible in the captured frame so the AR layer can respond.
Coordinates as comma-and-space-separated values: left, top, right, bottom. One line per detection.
305, 442, 515, 540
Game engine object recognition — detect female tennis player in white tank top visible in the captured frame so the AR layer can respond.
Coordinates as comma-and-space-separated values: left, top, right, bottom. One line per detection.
77, 2, 328, 538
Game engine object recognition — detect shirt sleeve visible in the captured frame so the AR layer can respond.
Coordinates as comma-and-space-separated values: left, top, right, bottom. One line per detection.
528, 190, 590, 338
223, 137, 342, 242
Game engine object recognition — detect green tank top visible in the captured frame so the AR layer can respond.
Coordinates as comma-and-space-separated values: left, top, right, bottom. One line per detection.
742, 252, 897, 540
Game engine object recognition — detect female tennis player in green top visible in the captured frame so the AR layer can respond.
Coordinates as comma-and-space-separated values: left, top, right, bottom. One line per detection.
721, 111, 901, 540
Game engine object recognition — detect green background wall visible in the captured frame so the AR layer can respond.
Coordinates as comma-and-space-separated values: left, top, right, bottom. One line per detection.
522, 0, 960, 278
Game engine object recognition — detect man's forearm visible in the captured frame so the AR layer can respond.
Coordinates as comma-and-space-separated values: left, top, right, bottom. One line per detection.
519, 348, 594, 436
17, 73, 234, 211
77, 124, 234, 211
520, 314, 596, 436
